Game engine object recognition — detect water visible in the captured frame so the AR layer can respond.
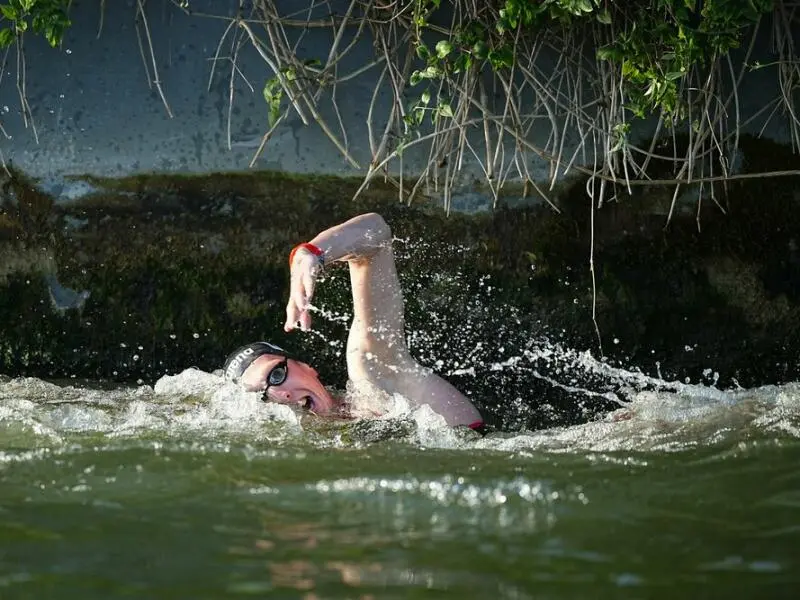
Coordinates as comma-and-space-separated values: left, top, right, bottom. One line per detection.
2, 347, 799, 599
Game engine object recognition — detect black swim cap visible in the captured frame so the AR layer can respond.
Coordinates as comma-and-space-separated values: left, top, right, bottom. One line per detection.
223, 341, 289, 381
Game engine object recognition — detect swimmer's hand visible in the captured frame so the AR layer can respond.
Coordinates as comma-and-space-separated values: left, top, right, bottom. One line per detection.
284, 248, 322, 332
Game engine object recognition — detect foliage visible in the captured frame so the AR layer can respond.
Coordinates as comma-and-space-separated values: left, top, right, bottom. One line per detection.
0, 0, 70, 48
262, 58, 321, 127
409, 0, 774, 120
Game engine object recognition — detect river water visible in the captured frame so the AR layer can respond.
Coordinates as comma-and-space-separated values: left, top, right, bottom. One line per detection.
1, 343, 798, 599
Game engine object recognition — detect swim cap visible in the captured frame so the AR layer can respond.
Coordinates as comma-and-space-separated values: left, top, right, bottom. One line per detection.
223, 341, 289, 381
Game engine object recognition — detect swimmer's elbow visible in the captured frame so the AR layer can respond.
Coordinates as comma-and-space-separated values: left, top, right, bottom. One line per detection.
362, 212, 392, 243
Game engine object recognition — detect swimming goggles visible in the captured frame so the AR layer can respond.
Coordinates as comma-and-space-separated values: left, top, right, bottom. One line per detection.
261, 357, 289, 401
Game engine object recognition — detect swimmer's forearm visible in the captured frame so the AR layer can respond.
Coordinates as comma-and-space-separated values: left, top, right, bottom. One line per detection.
308, 213, 391, 264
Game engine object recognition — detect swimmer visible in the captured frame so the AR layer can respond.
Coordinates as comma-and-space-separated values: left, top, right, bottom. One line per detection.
223, 212, 483, 429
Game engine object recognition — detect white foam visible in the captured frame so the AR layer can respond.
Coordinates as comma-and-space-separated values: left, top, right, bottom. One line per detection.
2, 345, 800, 454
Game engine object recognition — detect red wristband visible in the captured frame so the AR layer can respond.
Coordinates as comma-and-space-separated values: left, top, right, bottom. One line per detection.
289, 242, 324, 268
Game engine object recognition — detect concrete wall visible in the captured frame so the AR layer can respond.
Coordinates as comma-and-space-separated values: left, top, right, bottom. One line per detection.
0, 1, 794, 197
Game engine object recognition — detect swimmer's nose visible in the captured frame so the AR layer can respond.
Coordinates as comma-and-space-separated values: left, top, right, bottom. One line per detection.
270, 389, 292, 401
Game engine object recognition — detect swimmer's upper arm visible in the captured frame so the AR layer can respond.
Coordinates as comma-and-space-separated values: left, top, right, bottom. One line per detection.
336, 215, 411, 383
331, 215, 483, 428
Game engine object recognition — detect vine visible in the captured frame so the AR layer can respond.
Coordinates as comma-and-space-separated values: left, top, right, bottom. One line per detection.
0, 0, 797, 216
0, 0, 70, 48
410, 0, 775, 120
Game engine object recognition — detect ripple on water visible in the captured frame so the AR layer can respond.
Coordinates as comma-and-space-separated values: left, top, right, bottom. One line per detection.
295, 474, 589, 535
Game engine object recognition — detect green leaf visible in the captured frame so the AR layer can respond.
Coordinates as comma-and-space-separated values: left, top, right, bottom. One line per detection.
422, 65, 442, 79
1, 5, 18, 20
415, 43, 430, 61
453, 53, 472, 73
472, 40, 488, 59
665, 71, 683, 80
596, 8, 611, 24
435, 39, 453, 59
20, 0, 33, 11
488, 46, 514, 69
421, 90, 431, 105
45, 24, 61, 48
262, 77, 283, 127
282, 67, 296, 82
437, 100, 454, 118
0, 27, 13, 47
578, 0, 593, 13
409, 70, 422, 86
596, 46, 618, 61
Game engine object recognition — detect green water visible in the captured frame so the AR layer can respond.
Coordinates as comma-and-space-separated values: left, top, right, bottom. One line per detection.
1, 373, 799, 599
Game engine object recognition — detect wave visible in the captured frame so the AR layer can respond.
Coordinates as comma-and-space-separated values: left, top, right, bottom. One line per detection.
2, 341, 799, 456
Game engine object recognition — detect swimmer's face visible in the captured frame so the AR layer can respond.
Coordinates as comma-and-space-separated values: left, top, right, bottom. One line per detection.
239, 354, 338, 415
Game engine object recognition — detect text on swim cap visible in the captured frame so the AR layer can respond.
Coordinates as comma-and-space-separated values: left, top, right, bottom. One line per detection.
226, 347, 254, 379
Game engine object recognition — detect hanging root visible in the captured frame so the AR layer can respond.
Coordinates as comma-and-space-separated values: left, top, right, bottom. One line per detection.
5, 0, 797, 214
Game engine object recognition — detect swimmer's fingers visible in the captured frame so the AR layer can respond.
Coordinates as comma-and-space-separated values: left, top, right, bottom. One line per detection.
284, 299, 299, 332
295, 273, 315, 331
284, 286, 308, 331
301, 270, 316, 307
298, 308, 312, 331
285, 252, 321, 332
284, 304, 312, 332
285, 282, 313, 333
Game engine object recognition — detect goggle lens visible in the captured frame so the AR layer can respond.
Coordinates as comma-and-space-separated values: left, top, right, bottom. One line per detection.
267, 362, 288, 387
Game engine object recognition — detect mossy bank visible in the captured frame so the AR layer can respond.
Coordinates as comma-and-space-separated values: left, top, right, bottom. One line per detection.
2, 136, 799, 430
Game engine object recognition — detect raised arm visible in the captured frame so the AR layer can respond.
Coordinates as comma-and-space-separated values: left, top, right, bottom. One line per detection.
285, 213, 482, 428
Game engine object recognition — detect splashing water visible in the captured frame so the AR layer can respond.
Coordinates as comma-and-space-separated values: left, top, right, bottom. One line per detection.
3, 237, 800, 597
1, 333, 799, 456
